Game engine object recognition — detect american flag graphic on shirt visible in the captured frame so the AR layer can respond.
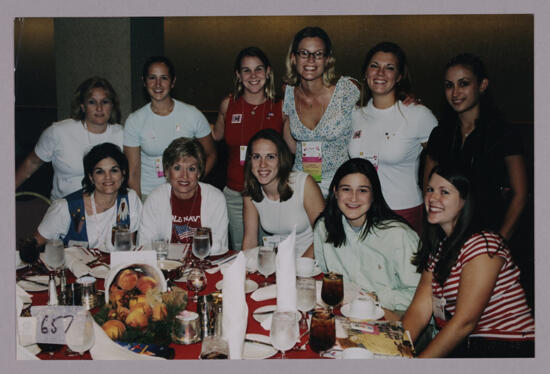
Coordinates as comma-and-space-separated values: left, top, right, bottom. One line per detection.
173, 224, 196, 242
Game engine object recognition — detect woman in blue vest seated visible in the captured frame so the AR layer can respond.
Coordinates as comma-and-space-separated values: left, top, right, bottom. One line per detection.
34, 142, 142, 251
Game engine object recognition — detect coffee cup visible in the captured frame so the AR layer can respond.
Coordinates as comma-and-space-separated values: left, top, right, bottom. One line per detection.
342, 347, 374, 359
296, 257, 315, 277
349, 296, 377, 319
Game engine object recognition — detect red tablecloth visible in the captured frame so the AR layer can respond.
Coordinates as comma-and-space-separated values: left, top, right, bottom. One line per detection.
24, 251, 325, 360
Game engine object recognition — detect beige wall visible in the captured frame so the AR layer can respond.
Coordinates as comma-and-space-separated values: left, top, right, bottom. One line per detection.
165, 15, 533, 123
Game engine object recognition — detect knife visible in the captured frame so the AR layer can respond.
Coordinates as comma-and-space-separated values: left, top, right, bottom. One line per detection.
18, 278, 49, 287
253, 310, 275, 315
245, 338, 273, 347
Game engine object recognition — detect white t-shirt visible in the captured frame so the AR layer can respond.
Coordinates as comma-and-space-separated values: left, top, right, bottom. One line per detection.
252, 171, 312, 258
37, 189, 142, 252
34, 118, 124, 200
123, 100, 212, 195
349, 100, 437, 209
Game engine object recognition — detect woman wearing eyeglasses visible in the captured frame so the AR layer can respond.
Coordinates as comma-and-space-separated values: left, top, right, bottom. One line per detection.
282, 26, 360, 197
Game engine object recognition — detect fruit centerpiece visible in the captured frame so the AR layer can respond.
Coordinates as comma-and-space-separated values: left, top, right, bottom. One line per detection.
93, 264, 187, 347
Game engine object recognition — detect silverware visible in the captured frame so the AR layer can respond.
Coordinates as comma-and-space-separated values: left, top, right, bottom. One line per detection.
245, 338, 273, 347
210, 253, 237, 266
18, 278, 49, 287
253, 310, 275, 315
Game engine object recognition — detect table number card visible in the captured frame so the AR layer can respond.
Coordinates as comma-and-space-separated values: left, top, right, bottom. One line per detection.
110, 250, 157, 268
30, 305, 86, 344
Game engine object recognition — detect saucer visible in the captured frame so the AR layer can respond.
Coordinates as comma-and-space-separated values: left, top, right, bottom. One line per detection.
297, 266, 322, 278
216, 279, 259, 294
341, 302, 384, 321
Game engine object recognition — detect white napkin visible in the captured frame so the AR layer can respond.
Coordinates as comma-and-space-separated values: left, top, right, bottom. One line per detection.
65, 247, 95, 278
243, 247, 259, 272
275, 227, 296, 312
221, 252, 248, 359
250, 284, 277, 301
16, 285, 39, 359
89, 320, 163, 360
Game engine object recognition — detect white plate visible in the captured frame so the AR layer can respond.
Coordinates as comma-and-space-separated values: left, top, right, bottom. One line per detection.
89, 264, 110, 279
252, 304, 277, 323
216, 279, 258, 294
243, 333, 277, 359
297, 266, 322, 278
17, 275, 60, 292
340, 303, 384, 321
209, 247, 229, 257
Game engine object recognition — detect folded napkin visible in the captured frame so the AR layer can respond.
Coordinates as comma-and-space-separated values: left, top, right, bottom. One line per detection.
250, 284, 277, 301
221, 252, 248, 359
16, 284, 39, 359
243, 247, 259, 272
90, 320, 163, 360
65, 247, 96, 278
275, 227, 296, 312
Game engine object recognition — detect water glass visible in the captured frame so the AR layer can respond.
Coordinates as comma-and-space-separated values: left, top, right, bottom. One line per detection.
257, 246, 276, 286
114, 230, 133, 251
43, 239, 65, 270
152, 239, 169, 260
296, 276, 316, 329
65, 309, 95, 355
309, 310, 336, 354
270, 311, 299, 359
192, 229, 211, 266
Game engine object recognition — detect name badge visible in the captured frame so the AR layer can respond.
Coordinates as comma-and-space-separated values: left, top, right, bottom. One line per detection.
302, 141, 322, 183
155, 156, 164, 178
262, 235, 281, 249
175, 124, 182, 132
231, 114, 243, 124
239, 145, 247, 166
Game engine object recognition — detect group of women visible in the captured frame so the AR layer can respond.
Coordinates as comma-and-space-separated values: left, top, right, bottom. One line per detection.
16, 25, 533, 358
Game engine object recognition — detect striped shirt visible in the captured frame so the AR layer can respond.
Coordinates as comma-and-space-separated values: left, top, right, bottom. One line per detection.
428, 232, 534, 340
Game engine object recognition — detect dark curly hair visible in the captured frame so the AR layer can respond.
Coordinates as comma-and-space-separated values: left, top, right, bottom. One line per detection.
82, 142, 129, 195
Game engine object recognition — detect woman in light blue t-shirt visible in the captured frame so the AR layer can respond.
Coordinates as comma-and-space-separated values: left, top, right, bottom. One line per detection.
123, 56, 216, 199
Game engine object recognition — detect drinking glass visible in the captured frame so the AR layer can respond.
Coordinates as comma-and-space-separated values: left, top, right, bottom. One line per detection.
65, 309, 95, 356
43, 239, 65, 271
187, 268, 207, 302
270, 311, 299, 359
200, 336, 229, 359
152, 239, 169, 260
257, 246, 276, 286
309, 310, 336, 354
192, 228, 211, 268
296, 276, 316, 330
114, 230, 133, 251
321, 272, 344, 313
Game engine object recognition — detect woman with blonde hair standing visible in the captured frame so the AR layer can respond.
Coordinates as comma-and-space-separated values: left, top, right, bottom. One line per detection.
16, 77, 123, 200
282, 26, 360, 197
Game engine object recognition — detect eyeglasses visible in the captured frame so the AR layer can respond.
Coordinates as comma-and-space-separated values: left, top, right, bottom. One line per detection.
295, 49, 326, 60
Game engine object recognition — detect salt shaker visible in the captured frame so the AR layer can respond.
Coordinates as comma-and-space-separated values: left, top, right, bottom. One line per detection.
47, 273, 58, 306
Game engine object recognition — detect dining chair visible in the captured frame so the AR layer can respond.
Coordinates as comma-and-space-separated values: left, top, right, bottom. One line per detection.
16, 191, 51, 240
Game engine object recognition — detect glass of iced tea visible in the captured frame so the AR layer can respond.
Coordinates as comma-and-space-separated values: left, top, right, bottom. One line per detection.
309, 310, 336, 354
321, 272, 344, 313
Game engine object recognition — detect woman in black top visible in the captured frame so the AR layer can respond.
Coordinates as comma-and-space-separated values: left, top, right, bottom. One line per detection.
424, 54, 527, 241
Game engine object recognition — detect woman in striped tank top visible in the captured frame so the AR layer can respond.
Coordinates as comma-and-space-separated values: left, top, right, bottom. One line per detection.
402, 166, 534, 357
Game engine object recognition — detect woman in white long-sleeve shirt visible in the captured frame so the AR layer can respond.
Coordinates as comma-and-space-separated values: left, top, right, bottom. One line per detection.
139, 137, 228, 252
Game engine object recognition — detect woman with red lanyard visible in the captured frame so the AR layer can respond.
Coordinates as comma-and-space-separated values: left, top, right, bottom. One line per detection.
212, 47, 283, 250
